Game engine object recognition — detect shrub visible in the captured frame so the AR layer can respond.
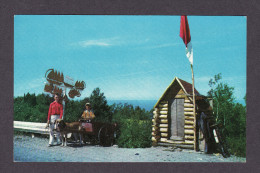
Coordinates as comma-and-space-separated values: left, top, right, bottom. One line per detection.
112, 103, 152, 148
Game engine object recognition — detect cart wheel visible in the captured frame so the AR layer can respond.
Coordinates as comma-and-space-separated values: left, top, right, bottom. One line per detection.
98, 126, 112, 147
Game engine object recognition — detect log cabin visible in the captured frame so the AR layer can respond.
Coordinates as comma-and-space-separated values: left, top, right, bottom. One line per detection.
152, 77, 213, 151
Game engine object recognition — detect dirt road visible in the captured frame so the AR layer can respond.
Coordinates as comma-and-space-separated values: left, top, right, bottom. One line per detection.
14, 135, 246, 162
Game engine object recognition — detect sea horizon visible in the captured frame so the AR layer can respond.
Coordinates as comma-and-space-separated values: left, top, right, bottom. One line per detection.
107, 99, 246, 112
107, 100, 157, 111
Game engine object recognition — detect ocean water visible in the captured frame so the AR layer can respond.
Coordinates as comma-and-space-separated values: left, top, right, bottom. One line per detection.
107, 100, 157, 111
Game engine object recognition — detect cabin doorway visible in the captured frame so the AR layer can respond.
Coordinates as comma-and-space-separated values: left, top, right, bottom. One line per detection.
168, 98, 185, 140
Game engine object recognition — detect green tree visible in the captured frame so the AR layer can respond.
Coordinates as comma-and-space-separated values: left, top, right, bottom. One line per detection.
88, 88, 112, 123
207, 73, 246, 157
23, 93, 37, 106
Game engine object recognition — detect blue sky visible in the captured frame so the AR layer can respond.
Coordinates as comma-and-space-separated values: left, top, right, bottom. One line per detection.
14, 15, 246, 101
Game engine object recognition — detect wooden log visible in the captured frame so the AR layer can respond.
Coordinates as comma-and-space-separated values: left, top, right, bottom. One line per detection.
184, 112, 194, 116
160, 119, 168, 123
153, 135, 160, 140
166, 140, 185, 144
185, 120, 194, 125
159, 128, 168, 132
175, 144, 194, 149
184, 125, 194, 129
185, 140, 195, 144
160, 101, 167, 103
175, 95, 186, 99
153, 113, 159, 118
152, 127, 159, 131
152, 137, 158, 142
159, 111, 168, 115
185, 99, 191, 103
157, 142, 194, 149
159, 115, 167, 119
184, 108, 193, 112
185, 116, 194, 120
152, 118, 160, 124
159, 138, 168, 142
184, 103, 194, 108
159, 107, 168, 111
159, 104, 168, 108
185, 129, 194, 135
185, 135, 194, 140
159, 124, 168, 128
160, 133, 168, 137
152, 131, 160, 136
153, 111, 159, 114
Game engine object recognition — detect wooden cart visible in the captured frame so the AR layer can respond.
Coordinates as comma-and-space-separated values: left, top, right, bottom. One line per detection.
79, 120, 117, 147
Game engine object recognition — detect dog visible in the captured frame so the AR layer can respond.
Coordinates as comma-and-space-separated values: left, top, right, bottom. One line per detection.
55, 119, 83, 146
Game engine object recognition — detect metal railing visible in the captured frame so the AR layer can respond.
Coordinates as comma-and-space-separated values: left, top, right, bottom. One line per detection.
14, 121, 49, 134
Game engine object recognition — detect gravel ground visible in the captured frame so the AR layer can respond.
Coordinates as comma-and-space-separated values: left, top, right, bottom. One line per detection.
14, 135, 246, 162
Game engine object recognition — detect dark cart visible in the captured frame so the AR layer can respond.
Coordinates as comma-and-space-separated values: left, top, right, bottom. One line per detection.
79, 120, 117, 147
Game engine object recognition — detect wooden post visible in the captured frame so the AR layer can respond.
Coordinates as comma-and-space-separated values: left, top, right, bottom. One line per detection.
191, 64, 197, 151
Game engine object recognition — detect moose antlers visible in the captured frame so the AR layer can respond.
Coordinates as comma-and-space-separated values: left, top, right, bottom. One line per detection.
44, 69, 86, 99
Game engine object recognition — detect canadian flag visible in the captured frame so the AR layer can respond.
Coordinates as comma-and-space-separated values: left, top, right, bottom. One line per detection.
180, 15, 193, 65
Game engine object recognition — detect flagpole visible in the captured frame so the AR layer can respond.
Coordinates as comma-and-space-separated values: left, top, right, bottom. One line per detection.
191, 64, 197, 151
180, 15, 197, 151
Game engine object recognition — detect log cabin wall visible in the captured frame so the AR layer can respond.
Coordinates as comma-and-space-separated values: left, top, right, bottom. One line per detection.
152, 88, 196, 149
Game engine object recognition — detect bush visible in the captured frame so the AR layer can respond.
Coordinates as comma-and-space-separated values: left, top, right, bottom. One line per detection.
226, 136, 246, 157
116, 119, 152, 148
112, 103, 152, 148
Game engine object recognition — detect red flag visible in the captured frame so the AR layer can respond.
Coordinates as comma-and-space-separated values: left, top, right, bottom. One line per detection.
180, 15, 191, 47
180, 15, 193, 65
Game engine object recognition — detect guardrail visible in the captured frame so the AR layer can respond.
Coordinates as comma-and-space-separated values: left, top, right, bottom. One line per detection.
14, 121, 49, 134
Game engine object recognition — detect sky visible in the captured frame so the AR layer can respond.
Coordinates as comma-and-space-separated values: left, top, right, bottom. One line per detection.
14, 15, 246, 102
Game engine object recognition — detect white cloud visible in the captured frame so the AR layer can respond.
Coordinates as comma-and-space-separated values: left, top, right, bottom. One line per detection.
80, 40, 111, 47
79, 39, 112, 47
76, 37, 120, 47
142, 43, 181, 49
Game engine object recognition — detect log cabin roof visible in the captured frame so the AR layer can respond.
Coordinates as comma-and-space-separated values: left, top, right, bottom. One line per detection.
154, 77, 203, 108
178, 78, 200, 95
